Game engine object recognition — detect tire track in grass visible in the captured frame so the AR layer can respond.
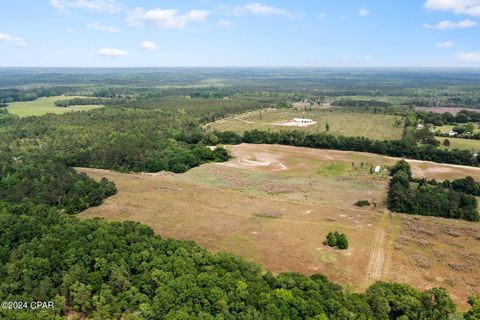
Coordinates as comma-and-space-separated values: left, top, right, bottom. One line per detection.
367, 229, 385, 280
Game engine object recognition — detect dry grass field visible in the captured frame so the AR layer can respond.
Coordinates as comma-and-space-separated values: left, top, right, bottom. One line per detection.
207, 109, 404, 141
78, 144, 480, 308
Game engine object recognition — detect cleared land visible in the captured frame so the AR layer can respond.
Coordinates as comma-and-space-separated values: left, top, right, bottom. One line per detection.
435, 136, 480, 153
208, 109, 404, 141
78, 144, 480, 308
6, 96, 103, 117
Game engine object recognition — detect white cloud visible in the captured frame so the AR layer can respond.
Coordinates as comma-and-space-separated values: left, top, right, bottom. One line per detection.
87, 22, 120, 33
244, 3, 292, 16
359, 8, 370, 16
97, 48, 128, 57
218, 19, 232, 29
425, 19, 478, 29
436, 41, 454, 48
49, 0, 123, 14
127, 7, 211, 29
425, 0, 480, 16
219, 3, 296, 18
456, 51, 480, 62
140, 41, 157, 50
0, 32, 27, 46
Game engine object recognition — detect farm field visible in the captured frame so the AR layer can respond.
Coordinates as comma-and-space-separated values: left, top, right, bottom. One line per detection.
6, 96, 103, 117
78, 143, 480, 308
416, 107, 480, 115
436, 136, 480, 152
208, 109, 404, 140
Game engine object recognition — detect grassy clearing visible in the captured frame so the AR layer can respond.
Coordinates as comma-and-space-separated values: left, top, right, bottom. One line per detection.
208, 109, 404, 141
435, 123, 480, 134
78, 144, 480, 308
435, 136, 480, 152
6, 96, 103, 117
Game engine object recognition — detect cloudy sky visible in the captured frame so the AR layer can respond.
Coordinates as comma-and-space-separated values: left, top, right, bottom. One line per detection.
0, 0, 480, 67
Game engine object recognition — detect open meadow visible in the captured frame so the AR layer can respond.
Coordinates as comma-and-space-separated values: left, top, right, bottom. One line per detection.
208, 108, 404, 141
6, 96, 103, 117
436, 136, 480, 153
78, 143, 480, 308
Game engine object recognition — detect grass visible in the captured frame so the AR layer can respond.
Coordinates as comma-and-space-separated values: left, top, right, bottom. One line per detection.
208, 109, 404, 141
78, 144, 480, 308
435, 136, 480, 152
435, 123, 480, 134
6, 96, 103, 117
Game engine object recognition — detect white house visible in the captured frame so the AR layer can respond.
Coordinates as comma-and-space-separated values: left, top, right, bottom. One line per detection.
293, 118, 313, 124
448, 131, 458, 137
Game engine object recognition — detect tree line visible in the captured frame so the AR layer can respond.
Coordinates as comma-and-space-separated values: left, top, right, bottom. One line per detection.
215, 129, 479, 167
54, 97, 124, 108
416, 109, 480, 127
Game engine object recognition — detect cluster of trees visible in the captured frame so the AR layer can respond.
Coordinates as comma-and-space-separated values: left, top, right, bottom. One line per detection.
0, 87, 73, 103
387, 160, 480, 221
416, 109, 480, 126
0, 201, 462, 319
220, 129, 479, 167
0, 154, 116, 213
0, 109, 15, 125
324, 231, 349, 250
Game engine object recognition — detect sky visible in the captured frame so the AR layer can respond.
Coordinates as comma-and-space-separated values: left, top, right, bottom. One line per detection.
0, 0, 480, 67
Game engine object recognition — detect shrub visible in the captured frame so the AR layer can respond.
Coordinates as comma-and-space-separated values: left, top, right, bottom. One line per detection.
355, 200, 370, 207
324, 231, 348, 250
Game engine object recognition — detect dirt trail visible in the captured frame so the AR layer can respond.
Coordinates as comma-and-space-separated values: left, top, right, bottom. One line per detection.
367, 229, 385, 280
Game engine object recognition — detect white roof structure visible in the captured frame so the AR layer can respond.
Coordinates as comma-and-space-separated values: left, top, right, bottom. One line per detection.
292, 118, 313, 123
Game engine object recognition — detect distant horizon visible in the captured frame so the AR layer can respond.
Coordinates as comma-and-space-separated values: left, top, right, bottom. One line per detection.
1, 1, 480, 67
2, 66, 480, 70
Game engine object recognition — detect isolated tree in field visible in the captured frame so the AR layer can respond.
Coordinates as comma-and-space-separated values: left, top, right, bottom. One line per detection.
325, 122, 330, 132
325, 232, 337, 247
324, 231, 348, 249
337, 234, 349, 249
443, 139, 450, 147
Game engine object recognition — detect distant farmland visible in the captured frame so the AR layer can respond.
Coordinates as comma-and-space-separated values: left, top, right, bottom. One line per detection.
436, 136, 480, 153
208, 109, 404, 141
6, 96, 103, 117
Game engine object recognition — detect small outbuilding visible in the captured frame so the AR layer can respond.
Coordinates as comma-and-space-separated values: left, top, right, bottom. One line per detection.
374, 165, 381, 174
